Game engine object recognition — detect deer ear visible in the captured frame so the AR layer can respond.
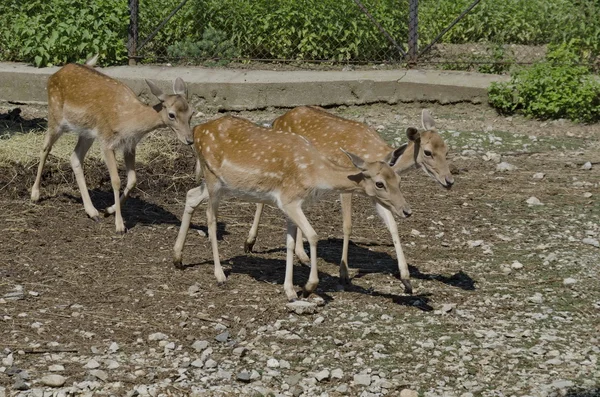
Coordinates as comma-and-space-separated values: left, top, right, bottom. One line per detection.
146, 79, 167, 102
173, 77, 187, 98
406, 127, 420, 142
384, 143, 408, 166
341, 148, 367, 171
421, 109, 436, 130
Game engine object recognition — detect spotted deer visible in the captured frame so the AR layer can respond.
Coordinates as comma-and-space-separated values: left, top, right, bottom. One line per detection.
172, 115, 411, 301
30, 55, 194, 234
244, 106, 453, 293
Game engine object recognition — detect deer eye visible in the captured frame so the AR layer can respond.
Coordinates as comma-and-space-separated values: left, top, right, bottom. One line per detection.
168, 112, 176, 120
375, 181, 385, 189
424, 150, 433, 157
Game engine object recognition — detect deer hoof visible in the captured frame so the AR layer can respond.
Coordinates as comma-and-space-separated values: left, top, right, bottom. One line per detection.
401, 279, 413, 295
91, 215, 101, 223
244, 241, 255, 253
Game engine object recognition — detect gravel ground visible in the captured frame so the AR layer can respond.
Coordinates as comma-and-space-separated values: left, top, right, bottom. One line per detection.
1, 102, 599, 397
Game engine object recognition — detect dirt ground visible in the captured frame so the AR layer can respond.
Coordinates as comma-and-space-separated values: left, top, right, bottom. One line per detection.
0, 102, 599, 397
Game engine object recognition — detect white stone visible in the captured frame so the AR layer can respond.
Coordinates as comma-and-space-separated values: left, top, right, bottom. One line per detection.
496, 162, 516, 172
49, 364, 64, 372
526, 196, 543, 206
563, 278, 577, 286
192, 340, 209, 352
286, 300, 317, 315
84, 359, 100, 369
582, 238, 599, 248
148, 332, 168, 341
399, 389, 418, 397
41, 375, 66, 387
108, 342, 119, 353
331, 368, 344, 379
581, 162, 592, 170
267, 358, 280, 368
315, 369, 330, 382
353, 374, 371, 386
583, 192, 593, 198
532, 172, 545, 179
511, 261, 524, 269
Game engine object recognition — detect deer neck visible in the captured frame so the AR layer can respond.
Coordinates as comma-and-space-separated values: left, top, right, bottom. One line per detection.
391, 140, 419, 174
120, 102, 165, 137
316, 161, 369, 194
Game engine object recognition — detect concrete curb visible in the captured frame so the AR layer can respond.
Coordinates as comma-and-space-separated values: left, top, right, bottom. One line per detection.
0, 62, 508, 110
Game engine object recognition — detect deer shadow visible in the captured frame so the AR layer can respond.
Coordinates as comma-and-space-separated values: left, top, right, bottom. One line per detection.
213, 253, 434, 310
0, 107, 47, 137
254, 237, 476, 291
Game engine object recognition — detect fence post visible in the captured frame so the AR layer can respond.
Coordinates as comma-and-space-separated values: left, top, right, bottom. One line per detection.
128, 0, 139, 66
408, 0, 418, 65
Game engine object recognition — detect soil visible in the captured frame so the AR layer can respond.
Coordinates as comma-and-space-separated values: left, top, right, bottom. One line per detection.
0, 102, 599, 396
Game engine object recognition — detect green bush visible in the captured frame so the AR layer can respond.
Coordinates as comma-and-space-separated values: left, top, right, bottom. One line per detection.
167, 27, 240, 63
0, 0, 128, 67
488, 45, 600, 123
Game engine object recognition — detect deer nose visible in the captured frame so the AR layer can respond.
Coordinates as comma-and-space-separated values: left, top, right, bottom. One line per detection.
403, 208, 412, 218
445, 176, 455, 188
186, 138, 194, 145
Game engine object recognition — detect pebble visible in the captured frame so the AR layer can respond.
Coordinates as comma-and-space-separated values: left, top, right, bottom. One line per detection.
581, 162, 592, 170
49, 364, 64, 372
192, 340, 209, 352
315, 369, 330, 382
511, 261, 524, 270
41, 374, 66, 387
83, 359, 100, 369
563, 278, 577, 286
2, 353, 13, 366
528, 293, 544, 304
190, 359, 204, 368
331, 368, 344, 379
526, 196, 543, 206
108, 342, 119, 353
399, 389, 419, 397
286, 300, 318, 315
204, 359, 217, 369
148, 332, 168, 341
496, 162, 516, 172
583, 192, 593, 198
106, 360, 120, 370
237, 371, 251, 382
354, 374, 371, 386
532, 172, 545, 179
232, 347, 247, 357
582, 237, 599, 248
89, 369, 108, 381
267, 358, 280, 368
215, 331, 229, 343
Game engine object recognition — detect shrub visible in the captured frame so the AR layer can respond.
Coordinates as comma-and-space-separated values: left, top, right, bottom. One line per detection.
488, 45, 600, 123
0, 0, 128, 67
167, 27, 240, 64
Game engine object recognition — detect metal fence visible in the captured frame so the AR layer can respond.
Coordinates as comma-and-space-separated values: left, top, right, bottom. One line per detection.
129, 0, 599, 72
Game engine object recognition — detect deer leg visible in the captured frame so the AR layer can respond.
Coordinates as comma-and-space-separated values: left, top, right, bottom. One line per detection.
374, 201, 412, 294
105, 148, 136, 215
339, 193, 353, 284
244, 203, 264, 253
70, 135, 99, 221
284, 204, 319, 297
294, 228, 310, 266
207, 194, 227, 284
103, 148, 125, 234
284, 220, 299, 301
31, 123, 63, 202
173, 184, 209, 267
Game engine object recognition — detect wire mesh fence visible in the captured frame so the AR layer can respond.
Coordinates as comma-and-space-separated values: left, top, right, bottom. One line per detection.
131, 0, 600, 72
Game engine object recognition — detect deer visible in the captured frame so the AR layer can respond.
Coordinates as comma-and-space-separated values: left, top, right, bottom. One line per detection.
172, 115, 411, 301
30, 54, 194, 234
243, 106, 453, 294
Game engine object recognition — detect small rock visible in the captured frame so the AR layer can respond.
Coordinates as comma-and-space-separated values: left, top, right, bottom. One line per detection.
552, 380, 574, 389
216, 369, 232, 380
496, 162, 516, 172
89, 369, 108, 382
232, 347, 247, 357
468, 240, 483, 248
399, 389, 419, 397
84, 359, 100, 369
582, 237, 599, 248
526, 196, 543, 206
313, 316, 325, 325
563, 278, 577, 287
41, 374, 66, 387
267, 358, 280, 368
204, 359, 217, 369
108, 342, 119, 353
583, 192, 593, 198
286, 300, 318, 315
190, 359, 203, 368
148, 332, 168, 341
483, 151, 501, 163
353, 374, 371, 386
532, 172, 545, 179
48, 364, 64, 372
106, 360, 120, 370
511, 261, 524, 270
279, 359, 291, 369
13, 375, 29, 390
237, 371, 251, 382
581, 162, 592, 170
441, 303, 456, 313
250, 370, 261, 380
336, 384, 349, 393
215, 331, 229, 343
528, 293, 544, 304
192, 340, 209, 352
331, 368, 344, 379
2, 353, 13, 366
187, 284, 200, 295
315, 369, 330, 382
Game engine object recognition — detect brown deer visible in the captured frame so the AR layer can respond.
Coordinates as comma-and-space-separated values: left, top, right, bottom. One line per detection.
30, 55, 194, 234
172, 115, 411, 301
244, 106, 453, 293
